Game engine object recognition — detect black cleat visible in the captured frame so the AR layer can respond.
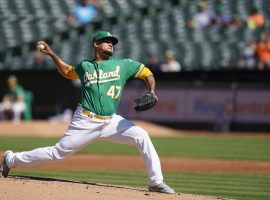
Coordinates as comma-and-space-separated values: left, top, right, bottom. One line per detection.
0, 151, 12, 178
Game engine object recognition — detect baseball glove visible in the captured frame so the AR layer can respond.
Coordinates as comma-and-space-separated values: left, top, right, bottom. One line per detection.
134, 92, 157, 112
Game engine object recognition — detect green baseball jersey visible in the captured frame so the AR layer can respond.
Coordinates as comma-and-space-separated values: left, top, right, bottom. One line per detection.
74, 56, 143, 116
9, 85, 25, 102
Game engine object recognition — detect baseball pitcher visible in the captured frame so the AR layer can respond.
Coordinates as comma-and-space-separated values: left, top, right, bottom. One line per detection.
0, 31, 174, 194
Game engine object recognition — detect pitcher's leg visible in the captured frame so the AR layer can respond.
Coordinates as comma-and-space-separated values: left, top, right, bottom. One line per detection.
6, 144, 70, 168
6, 131, 100, 169
5, 109, 103, 169
102, 116, 163, 186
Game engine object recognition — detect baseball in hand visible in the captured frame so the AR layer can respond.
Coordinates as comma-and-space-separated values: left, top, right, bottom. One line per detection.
37, 44, 45, 51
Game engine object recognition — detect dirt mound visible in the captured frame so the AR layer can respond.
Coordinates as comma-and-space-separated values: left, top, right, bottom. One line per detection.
0, 177, 223, 200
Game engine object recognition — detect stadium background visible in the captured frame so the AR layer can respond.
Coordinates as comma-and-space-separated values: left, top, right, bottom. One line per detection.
0, 0, 270, 131
1, 1, 270, 199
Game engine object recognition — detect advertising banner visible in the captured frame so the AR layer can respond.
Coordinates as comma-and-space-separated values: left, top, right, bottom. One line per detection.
186, 90, 233, 122
119, 88, 270, 124
119, 89, 188, 121
119, 88, 233, 122
235, 90, 270, 123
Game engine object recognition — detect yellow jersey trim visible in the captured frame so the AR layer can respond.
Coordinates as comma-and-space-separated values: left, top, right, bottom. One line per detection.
134, 64, 144, 78
65, 66, 79, 80
136, 66, 153, 80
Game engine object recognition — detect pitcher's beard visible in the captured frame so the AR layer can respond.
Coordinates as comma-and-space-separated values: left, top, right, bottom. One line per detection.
102, 50, 113, 56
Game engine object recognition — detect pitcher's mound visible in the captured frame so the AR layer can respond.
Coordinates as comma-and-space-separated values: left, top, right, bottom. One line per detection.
0, 176, 223, 200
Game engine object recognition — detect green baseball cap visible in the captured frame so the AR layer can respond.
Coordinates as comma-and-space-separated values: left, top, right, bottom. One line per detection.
92, 31, 118, 45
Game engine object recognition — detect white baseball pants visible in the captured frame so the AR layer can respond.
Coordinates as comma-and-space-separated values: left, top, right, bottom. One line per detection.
5, 106, 164, 186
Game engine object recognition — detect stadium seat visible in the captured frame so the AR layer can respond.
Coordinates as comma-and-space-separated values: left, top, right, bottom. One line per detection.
205, 26, 223, 43
200, 42, 215, 70
127, 0, 147, 9
100, 0, 117, 18
217, 42, 234, 68
59, 40, 76, 65
178, 41, 197, 70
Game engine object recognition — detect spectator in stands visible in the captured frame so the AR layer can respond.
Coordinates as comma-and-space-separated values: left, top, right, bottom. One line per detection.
146, 53, 162, 74
160, 50, 181, 72
0, 75, 26, 123
229, 15, 242, 29
238, 41, 256, 69
246, 8, 265, 30
188, 1, 213, 29
212, 5, 231, 28
67, 0, 102, 26
253, 32, 270, 70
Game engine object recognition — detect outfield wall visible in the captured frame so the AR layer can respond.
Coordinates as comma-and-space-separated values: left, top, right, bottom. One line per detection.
119, 84, 270, 132
120, 88, 270, 123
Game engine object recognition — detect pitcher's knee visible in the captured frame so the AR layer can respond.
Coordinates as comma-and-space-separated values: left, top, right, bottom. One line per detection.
51, 144, 74, 160
133, 128, 151, 147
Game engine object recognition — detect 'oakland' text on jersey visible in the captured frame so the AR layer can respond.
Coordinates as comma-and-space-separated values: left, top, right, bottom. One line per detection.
74, 56, 143, 116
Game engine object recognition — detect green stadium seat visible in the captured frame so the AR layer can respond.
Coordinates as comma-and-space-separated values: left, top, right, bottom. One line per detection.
127, 0, 147, 9
100, 0, 117, 18
205, 26, 222, 43
179, 41, 196, 70
217, 42, 234, 68
59, 40, 76, 65
200, 42, 215, 70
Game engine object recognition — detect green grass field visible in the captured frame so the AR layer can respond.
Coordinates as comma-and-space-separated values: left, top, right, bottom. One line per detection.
1, 135, 270, 200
